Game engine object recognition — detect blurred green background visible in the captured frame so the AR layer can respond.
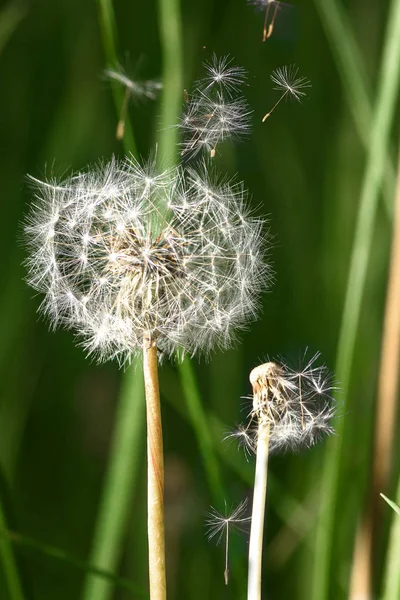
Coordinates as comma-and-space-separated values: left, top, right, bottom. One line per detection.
1, 0, 399, 599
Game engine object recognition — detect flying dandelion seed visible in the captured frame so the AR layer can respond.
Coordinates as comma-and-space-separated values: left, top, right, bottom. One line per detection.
205, 498, 250, 585
247, 0, 294, 41
104, 68, 162, 140
262, 64, 311, 122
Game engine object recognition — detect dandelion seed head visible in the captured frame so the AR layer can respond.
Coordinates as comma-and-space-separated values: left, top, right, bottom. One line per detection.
178, 56, 251, 159
25, 156, 270, 364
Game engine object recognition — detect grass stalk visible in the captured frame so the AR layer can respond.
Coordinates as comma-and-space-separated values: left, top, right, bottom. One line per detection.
0, 499, 24, 600
312, 1, 400, 598
143, 337, 166, 600
371, 134, 400, 538
0, 528, 146, 596
247, 421, 270, 600
157, 0, 183, 161
97, 0, 137, 154
350, 130, 400, 599
81, 363, 145, 600
381, 481, 400, 600
178, 358, 224, 503
313, 0, 395, 215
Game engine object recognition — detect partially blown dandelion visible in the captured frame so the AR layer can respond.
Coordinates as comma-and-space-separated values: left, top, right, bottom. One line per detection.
179, 55, 251, 159
242, 355, 336, 600
262, 64, 311, 121
25, 156, 269, 364
206, 499, 250, 585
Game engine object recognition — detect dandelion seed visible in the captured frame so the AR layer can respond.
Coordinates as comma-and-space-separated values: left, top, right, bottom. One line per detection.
205, 498, 250, 585
247, 0, 293, 41
224, 423, 257, 459
104, 68, 162, 140
24, 156, 270, 364
262, 64, 311, 122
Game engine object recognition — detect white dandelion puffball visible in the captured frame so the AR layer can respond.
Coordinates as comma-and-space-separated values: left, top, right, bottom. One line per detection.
25, 156, 270, 363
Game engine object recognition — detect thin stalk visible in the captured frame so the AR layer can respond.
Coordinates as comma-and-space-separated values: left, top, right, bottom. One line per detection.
82, 4, 143, 600
381, 479, 400, 600
0, 500, 24, 600
81, 363, 145, 600
313, 0, 395, 216
312, 1, 400, 598
247, 422, 270, 600
97, 0, 136, 155
143, 337, 166, 600
0, 528, 146, 596
157, 0, 183, 161
351, 131, 400, 599
178, 358, 224, 503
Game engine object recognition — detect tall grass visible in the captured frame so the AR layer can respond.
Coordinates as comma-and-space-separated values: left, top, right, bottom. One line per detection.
312, 0, 400, 597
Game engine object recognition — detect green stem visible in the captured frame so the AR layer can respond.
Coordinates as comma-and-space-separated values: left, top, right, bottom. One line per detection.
97, 0, 137, 155
178, 358, 224, 503
0, 528, 146, 597
82, 361, 145, 600
0, 495, 24, 600
312, 1, 400, 598
157, 0, 184, 161
313, 0, 396, 216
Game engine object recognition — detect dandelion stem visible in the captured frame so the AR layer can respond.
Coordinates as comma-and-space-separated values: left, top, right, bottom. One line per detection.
262, 90, 288, 121
143, 336, 166, 600
247, 421, 270, 600
263, 1, 279, 41
224, 525, 229, 585
116, 87, 131, 141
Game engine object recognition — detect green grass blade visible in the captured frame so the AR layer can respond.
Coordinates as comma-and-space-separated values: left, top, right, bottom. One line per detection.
380, 493, 400, 517
97, 0, 137, 155
178, 358, 224, 502
157, 0, 184, 161
0, 498, 24, 600
381, 483, 400, 600
313, 0, 396, 215
312, 1, 400, 598
0, 528, 147, 597
81, 360, 145, 600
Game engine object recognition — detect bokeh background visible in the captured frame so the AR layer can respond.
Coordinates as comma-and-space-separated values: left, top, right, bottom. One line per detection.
1, 0, 399, 599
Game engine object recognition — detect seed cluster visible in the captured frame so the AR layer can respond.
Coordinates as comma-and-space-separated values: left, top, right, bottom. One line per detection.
25, 157, 269, 363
